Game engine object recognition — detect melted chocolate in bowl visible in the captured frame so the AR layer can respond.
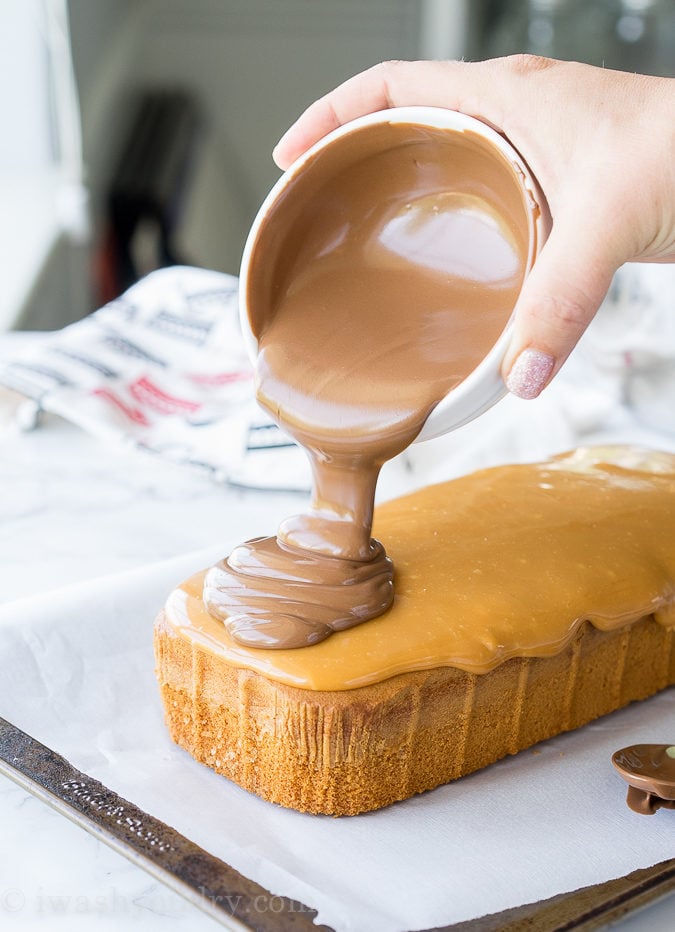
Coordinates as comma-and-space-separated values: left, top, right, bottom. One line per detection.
205, 121, 533, 648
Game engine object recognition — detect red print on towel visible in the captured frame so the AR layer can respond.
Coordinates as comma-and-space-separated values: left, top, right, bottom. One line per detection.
92, 387, 150, 426
129, 376, 202, 415
186, 370, 252, 386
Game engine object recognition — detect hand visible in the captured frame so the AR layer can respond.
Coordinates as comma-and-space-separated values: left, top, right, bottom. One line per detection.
273, 57, 675, 398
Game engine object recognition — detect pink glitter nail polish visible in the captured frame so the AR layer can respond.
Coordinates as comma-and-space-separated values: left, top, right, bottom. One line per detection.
506, 349, 555, 400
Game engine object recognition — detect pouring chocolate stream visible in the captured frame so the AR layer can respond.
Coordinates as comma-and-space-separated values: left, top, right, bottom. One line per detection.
204, 120, 532, 648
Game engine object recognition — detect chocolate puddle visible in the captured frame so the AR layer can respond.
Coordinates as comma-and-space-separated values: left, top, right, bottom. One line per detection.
205, 122, 531, 648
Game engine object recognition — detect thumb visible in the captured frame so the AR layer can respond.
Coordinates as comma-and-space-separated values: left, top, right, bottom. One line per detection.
502, 211, 621, 399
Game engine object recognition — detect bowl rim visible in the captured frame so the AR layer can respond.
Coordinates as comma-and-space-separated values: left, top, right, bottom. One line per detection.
238, 106, 550, 443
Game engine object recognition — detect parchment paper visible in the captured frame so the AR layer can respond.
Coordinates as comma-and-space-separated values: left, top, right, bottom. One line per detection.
0, 546, 672, 932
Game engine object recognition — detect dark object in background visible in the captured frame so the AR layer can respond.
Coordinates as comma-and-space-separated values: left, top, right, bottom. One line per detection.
99, 90, 201, 303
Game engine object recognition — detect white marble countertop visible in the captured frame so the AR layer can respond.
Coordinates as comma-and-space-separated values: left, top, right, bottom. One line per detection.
0, 374, 304, 930
1, 357, 674, 930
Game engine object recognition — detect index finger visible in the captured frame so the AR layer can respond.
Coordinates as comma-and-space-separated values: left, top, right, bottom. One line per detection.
272, 59, 502, 169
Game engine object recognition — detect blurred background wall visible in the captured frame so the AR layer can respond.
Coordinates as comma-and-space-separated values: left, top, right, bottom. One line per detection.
1, 0, 673, 332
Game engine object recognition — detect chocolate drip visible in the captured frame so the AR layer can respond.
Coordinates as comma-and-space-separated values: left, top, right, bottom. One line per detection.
204, 122, 531, 648
204, 536, 393, 648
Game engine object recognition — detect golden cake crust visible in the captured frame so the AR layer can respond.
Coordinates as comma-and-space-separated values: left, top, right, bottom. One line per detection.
155, 452, 675, 814
154, 608, 675, 816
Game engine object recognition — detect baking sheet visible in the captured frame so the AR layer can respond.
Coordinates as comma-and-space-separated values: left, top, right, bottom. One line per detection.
0, 545, 673, 931
1, 717, 673, 932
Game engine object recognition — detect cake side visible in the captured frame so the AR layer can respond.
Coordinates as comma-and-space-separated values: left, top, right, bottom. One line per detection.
154, 610, 675, 816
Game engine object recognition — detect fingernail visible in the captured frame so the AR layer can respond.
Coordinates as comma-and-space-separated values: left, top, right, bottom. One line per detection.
506, 348, 555, 400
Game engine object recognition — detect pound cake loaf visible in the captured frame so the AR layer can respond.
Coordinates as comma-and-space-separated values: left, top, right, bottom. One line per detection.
154, 447, 675, 815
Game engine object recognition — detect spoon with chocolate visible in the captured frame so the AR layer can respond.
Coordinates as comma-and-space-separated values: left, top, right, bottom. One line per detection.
612, 744, 675, 814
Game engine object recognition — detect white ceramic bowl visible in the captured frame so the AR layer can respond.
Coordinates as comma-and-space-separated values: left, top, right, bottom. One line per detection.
239, 106, 550, 442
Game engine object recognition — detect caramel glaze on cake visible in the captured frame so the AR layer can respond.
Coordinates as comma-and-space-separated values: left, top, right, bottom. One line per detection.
155, 449, 675, 815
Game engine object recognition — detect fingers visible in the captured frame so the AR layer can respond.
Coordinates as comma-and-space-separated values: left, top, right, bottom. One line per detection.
503, 212, 621, 399
273, 61, 410, 169
271, 55, 645, 402
273, 59, 509, 170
